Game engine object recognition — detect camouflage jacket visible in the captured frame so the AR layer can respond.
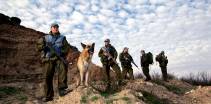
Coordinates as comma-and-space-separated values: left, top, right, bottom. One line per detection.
119, 52, 133, 68
98, 44, 118, 64
36, 32, 70, 62
158, 55, 168, 67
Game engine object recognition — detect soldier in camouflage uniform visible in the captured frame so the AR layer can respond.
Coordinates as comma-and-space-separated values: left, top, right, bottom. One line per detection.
98, 39, 122, 87
119, 47, 134, 80
37, 23, 70, 102
140, 50, 151, 81
156, 51, 168, 81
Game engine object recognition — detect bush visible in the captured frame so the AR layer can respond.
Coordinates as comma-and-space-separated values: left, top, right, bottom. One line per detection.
180, 72, 211, 86
135, 73, 144, 79
151, 72, 177, 80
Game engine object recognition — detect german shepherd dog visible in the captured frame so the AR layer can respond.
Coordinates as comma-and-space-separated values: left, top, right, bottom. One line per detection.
77, 43, 95, 87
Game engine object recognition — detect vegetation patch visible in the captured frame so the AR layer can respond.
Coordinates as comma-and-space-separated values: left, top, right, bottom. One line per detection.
100, 92, 110, 98
99, 88, 118, 98
121, 96, 131, 104
152, 79, 187, 95
164, 84, 186, 95
141, 91, 170, 104
0, 87, 18, 97
80, 95, 88, 104
0, 86, 27, 104
181, 72, 211, 86
16, 93, 28, 102
90, 95, 99, 102
121, 96, 130, 101
105, 98, 118, 104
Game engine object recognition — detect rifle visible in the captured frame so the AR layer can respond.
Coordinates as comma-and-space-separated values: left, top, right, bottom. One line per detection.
123, 55, 139, 69
132, 61, 139, 68
46, 43, 68, 67
101, 47, 118, 64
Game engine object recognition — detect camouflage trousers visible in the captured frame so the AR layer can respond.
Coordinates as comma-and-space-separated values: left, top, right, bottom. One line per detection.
122, 67, 134, 80
161, 66, 168, 81
43, 59, 68, 99
102, 62, 122, 85
142, 66, 151, 80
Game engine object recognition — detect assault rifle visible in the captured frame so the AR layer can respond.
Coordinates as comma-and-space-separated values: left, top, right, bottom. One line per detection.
132, 61, 139, 68
101, 47, 118, 64
46, 43, 68, 67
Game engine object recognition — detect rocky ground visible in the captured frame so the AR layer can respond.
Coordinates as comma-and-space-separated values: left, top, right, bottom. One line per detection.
1, 79, 210, 104
45, 79, 211, 104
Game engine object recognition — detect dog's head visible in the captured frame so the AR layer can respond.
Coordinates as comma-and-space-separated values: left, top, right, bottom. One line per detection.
81, 43, 95, 55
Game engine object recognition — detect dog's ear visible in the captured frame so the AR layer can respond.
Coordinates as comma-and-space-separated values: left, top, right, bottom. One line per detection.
81, 43, 86, 49
89, 43, 95, 53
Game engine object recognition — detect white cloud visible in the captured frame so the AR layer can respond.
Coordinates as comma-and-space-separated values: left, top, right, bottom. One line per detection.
128, 0, 148, 5
126, 18, 136, 28
118, 10, 128, 18
1, 0, 211, 76
88, 15, 98, 23
71, 11, 85, 24
100, 9, 115, 17
91, 4, 100, 12
7, 0, 29, 8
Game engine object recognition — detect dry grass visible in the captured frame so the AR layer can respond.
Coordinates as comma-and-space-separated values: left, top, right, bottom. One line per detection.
180, 72, 211, 86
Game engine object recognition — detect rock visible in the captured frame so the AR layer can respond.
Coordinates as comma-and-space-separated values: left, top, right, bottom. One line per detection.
10, 17, 21, 25
136, 92, 143, 98
145, 82, 153, 86
0, 13, 21, 25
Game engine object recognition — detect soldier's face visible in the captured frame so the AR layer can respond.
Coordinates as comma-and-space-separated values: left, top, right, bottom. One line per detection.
141, 51, 145, 55
123, 49, 128, 53
104, 41, 109, 46
51, 26, 59, 34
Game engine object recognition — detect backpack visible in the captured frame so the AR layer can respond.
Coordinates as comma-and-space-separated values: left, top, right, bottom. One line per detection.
147, 52, 153, 64
155, 54, 162, 62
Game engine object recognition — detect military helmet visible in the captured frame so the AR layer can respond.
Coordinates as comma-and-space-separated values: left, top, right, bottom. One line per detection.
104, 39, 110, 42
124, 47, 129, 50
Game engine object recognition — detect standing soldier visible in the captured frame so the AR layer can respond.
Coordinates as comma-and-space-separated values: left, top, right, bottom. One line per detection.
156, 51, 168, 81
98, 39, 122, 87
37, 23, 70, 102
119, 47, 134, 80
140, 50, 151, 81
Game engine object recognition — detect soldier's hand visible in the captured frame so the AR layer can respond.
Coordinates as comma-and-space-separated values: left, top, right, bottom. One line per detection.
41, 58, 49, 63
108, 56, 112, 60
104, 52, 108, 56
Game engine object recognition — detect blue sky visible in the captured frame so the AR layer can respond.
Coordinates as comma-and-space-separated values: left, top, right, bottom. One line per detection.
1, 0, 211, 76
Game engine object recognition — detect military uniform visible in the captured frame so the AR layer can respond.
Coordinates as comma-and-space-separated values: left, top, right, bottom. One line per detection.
98, 44, 122, 85
141, 54, 151, 81
37, 32, 70, 100
156, 54, 168, 81
119, 52, 134, 80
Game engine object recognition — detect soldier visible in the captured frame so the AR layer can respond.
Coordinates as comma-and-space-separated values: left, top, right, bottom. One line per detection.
140, 50, 151, 81
37, 23, 70, 102
119, 47, 134, 80
156, 51, 168, 81
98, 39, 122, 87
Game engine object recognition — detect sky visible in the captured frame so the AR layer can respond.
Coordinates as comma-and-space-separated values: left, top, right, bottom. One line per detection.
1, 0, 211, 77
